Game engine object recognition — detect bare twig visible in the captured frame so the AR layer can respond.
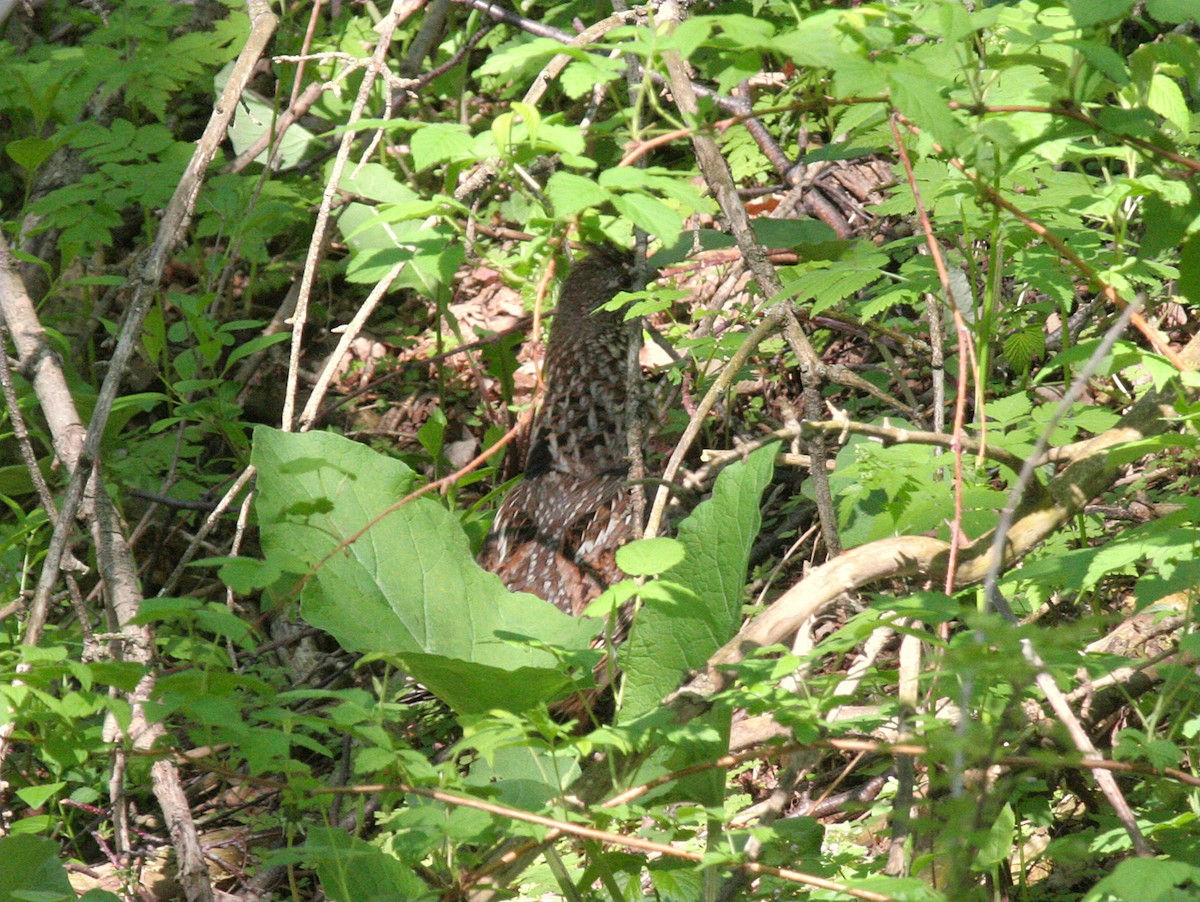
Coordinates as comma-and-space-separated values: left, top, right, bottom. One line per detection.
654, 0, 839, 553
0, 5, 281, 898
281, 0, 426, 432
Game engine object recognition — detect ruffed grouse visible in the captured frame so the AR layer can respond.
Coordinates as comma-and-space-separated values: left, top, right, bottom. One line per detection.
479, 245, 640, 622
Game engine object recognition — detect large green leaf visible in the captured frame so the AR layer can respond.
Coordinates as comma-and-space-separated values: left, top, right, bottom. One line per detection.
304, 826, 429, 901
251, 427, 597, 714
616, 446, 774, 805
0, 835, 121, 902
620, 445, 776, 719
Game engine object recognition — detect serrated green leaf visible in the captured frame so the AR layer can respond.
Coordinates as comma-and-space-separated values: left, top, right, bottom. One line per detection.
474, 37, 568, 78
0, 835, 75, 901
1135, 557, 1200, 610
669, 17, 715, 59
546, 171, 611, 217
1067, 0, 1134, 27
1089, 858, 1200, 902
707, 13, 776, 47
305, 826, 426, 900
15, 783, 66, 810
6, 136, 55, 172
410, 123, 475, 170
220, 63, 315, 170
859, 289, 909, 319
534, 122, 585, 156
1146, 0, 1196, 22
1002, 326, 1045, 373
333, 161, 415, 206
560, 55, 625, 99
780, 249, 888, 315
611, 194, 682, 245
770, 10, 843, 68
888, 61, 967, 152
751, 218, 839, 249
1146, 72, 1189, 132
1064, 39, 1131, 86
973, 803, 1015, 870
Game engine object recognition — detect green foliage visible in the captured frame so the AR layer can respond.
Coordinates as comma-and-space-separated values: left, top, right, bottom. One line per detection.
303, 826, 430, 901
3, 0, 1200, 898
251, 427, 598, 714
0, 834, 120, 902
621, 446, 776, 721
0, 0, 244, 264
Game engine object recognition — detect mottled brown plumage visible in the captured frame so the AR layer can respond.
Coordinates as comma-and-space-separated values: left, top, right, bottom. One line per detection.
479, 246, 640, 618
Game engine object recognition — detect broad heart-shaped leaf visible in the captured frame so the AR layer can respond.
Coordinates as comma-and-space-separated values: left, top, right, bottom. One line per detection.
251, 427, 597, 714
619, 446, 775, 718
304, 826, 427, 900
0, 834, 115, 901
618, 447, 775, 804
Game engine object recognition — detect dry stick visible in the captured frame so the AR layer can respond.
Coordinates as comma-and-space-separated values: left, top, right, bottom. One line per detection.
1, 6, 279, 899
520, 9, 642, 108
157, 466, 256, 599
213, 721, 1200, 901
993, 302, 1153, 856
174, 725, 1200, 902
280, 0, 425, 433
400, 0, 450, 76
466, 653, 1176, 890
637, 20, 832, 550
609, 0, 653, 555
701, 381, 1187, 679
310, 305, 535, 425
224, 0, 326, 176
226, 80, 326, 175
311, 781, 894, 902
655, 3, 840, 555
196, 21, 478, 579
645, 310, 784, 538
802, 420, 1027, 475
448, 6, 637, 206
0, 238, 88, 645
0, 293, 87, 623
888, 115, 970, 592
297, 249, 416, 430
182, 728, 1200, 796
1027, 640, 1151, 857
0, 318, 64, 533
280, 21, 499, 428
